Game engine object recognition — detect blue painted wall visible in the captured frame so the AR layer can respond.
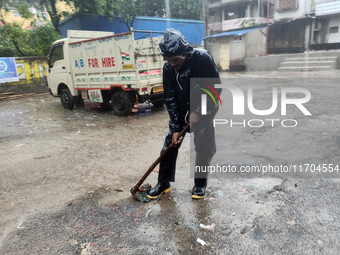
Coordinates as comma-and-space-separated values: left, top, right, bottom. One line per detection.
60, 14, 204, 46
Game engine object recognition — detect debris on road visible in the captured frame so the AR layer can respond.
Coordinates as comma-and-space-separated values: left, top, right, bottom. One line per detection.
200, 223, 216, 230
197, 238, 207, 246
133, 184, 152, 202
146, 209, 152, 218
0, 92, 49, 101
17, 222, 24, 229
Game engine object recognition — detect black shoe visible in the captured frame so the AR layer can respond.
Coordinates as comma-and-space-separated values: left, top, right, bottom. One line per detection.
192, 185, 207, 199
147, 182, 171, 199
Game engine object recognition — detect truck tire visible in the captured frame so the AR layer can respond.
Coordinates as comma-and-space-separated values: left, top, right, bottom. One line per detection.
60, 88, 75, 110
111, 91, 132, 116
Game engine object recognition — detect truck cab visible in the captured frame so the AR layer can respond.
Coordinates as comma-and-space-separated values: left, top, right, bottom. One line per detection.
47, 38, 76, 109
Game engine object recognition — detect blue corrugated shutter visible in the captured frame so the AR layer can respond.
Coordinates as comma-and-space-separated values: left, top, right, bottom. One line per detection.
60, 14, 204, 45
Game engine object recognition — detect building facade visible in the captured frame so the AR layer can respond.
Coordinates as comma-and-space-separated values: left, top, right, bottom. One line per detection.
312, 0, 340, 49
206, 0, 340, 70
0, 7, 48, 29
206, 0, 274, 70
0, 2, 72, 29
207, 0, 274, 35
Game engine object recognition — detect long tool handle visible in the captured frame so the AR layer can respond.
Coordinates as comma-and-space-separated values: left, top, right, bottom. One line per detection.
130, 123, 190, 195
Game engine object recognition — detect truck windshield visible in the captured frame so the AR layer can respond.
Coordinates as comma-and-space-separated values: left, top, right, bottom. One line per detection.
49, 44, 64, 68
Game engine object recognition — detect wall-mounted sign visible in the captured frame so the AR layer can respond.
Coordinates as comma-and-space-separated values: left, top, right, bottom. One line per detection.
0, 58, 19, 83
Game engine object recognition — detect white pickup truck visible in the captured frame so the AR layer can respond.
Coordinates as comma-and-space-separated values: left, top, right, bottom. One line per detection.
47, 30, 164, 115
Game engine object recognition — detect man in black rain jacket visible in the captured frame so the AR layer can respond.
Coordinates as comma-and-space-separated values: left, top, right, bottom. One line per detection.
147, 28, 220, 199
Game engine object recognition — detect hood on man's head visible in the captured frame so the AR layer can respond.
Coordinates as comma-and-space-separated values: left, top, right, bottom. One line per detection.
159, 28, 193, 57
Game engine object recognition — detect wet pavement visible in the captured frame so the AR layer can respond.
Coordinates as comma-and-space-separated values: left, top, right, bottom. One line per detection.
0, 71, 339, 254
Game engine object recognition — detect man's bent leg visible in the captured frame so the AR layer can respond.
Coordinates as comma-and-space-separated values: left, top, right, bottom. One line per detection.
158, 130, 179, 183
148, 130, 182, 199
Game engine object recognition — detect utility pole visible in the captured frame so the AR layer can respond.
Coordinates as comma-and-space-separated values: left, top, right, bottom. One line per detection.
266, 0, 270, 54
202, 0, 206, 35
202, 0, 207, 48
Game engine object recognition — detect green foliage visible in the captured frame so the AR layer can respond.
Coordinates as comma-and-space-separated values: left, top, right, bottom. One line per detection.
37, 0, 63, 34
0, 0, 203, 56
27, 26, 62, 55
0, 23, 61, 57
0, 0, 61, 57
237, 19, 260, 28
1, 23, 29, 56
14, 2, 33, 19
114, 0, 141, 29
140, 0, 165, 17
169, 0, 202, 20
72, 0, 106, 15
0, 30, 15, 57
3, 0, 203, 32
71, 0, 202, 29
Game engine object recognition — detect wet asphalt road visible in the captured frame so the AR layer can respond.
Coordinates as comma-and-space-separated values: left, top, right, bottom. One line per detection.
0, 71, 339, 254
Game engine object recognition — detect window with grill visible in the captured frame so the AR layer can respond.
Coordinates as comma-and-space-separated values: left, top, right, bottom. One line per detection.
276, 0, 299, 12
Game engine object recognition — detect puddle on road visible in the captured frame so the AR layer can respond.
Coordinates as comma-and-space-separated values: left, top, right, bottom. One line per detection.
0, 96, 166, 142
0, 176, 286, 254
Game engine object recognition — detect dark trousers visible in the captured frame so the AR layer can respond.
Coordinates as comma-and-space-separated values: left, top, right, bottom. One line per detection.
158, 120, 216, 187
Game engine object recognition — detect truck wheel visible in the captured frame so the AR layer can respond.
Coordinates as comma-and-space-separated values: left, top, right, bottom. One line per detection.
111, 91, 132, 116
152, 99, 164, 108
60, 88, 75, 110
